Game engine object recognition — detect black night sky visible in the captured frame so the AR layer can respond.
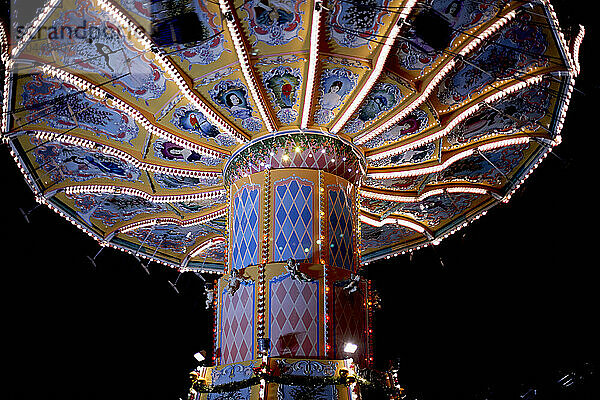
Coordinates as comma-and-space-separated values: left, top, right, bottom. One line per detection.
2, 1, 599, 400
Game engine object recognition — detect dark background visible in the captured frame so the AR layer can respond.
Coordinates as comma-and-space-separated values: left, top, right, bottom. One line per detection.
2, 1, 598, 399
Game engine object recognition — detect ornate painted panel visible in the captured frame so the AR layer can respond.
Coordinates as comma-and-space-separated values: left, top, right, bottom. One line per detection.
274, 359, 339, 400
66, 192, 168, 227
16, 73, 140, 146
327, 0, 394, 52
437, 143, 531, 186
314, 67, 359, 125
444, 81, 553, 150
28, 139, 143, 185
262, 65, 303, 125
240, 0, 308, 47
360, 223, 416, 253
342, 76, 408, 135
361, 106, 435, 150
124, 223, 207, 255
436, 13, 550, 109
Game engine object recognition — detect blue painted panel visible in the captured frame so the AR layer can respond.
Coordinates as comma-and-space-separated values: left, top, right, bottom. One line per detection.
328, 187, 354, 270
273, 176, 314, 262
231, 184, 261, 269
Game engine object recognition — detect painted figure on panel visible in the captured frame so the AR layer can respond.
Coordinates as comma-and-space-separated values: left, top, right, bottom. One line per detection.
209, 79, 263, 131
314, 68, 357, 125
344, 82, 403, 133
328, 0, 391, 48
243, 0, 305, 45
172, 106, 220, 138
264, 66, 302, 123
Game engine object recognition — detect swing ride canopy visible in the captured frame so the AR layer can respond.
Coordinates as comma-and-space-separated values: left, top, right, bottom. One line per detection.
1, 0, 583, 272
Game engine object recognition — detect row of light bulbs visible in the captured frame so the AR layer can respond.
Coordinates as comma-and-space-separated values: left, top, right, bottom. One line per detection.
0, 21, 9, 136
118, 206, 227, 234
301, 3, 323, 129
360, 185, 489, 203
64, 184, 226, 204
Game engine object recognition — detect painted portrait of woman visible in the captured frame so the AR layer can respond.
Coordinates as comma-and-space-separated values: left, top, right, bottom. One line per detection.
322, 80, 344, 110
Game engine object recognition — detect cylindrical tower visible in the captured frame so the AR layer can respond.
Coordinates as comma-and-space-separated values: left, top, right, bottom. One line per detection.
194, 132, 373, 399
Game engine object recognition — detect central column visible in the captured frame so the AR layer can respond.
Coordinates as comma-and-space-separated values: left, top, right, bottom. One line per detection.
213, 131, 372, 369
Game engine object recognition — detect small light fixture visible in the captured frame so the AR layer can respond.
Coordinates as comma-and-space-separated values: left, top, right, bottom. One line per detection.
343, 342, 358, 354
194, 351, 206, 363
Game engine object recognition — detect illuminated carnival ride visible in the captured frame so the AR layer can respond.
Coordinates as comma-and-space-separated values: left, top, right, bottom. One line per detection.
0, 0, 584, 398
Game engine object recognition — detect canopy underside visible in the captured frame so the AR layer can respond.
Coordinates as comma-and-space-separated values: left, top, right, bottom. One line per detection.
1, 0, 582, 270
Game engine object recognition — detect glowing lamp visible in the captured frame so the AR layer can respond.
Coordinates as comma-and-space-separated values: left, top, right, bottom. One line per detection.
343, 342, 358, 354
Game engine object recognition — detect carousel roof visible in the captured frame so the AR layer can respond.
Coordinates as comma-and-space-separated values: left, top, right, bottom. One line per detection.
1, 0, 583, 271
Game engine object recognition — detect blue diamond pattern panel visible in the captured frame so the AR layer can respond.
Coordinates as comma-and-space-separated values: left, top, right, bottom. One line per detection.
328, 187, 354, 270
273, 176, 314, 262
231, 184, 261, 270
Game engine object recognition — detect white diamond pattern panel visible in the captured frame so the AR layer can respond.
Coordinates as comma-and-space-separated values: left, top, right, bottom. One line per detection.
273, 176, 314, 262
231, 184, 261, 270
220, 282, 255, 365
269, 274, 319, 358
328, 187, 354, 270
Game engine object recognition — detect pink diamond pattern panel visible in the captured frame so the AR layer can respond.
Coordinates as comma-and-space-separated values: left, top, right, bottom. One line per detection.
265, 147, 362, 182
333, 281, 368, 363
219, 282, 255, 365
269, 274, 319, 358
